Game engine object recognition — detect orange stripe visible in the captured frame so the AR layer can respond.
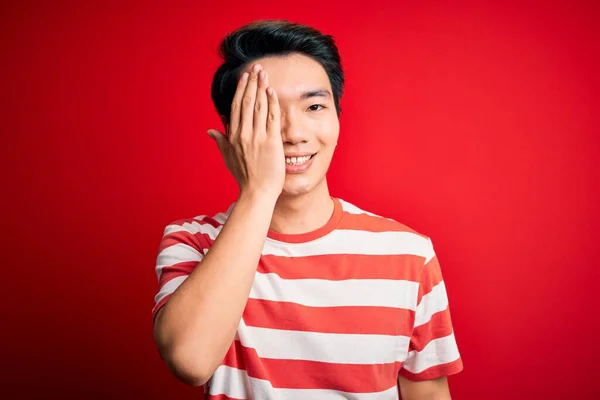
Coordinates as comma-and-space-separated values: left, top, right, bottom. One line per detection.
151, 294, 170, 323
408, 307, 454, 351
159, 217, 218, 253
171, 215, 222, 228
416, 256, 444, 304
243, 298, 414, 336
259, 253, 422, 281
158, 229, 204, 253
206, 394, 245, 400
339, 211, 424, 235
222, 340, 402, 393
158, 262, 196, 286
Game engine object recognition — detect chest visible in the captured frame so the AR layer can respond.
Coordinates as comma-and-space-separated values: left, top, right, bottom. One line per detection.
243, 254, 418, 339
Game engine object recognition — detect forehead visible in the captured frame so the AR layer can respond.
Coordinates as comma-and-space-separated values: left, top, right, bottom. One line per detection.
241, 53, 331, 100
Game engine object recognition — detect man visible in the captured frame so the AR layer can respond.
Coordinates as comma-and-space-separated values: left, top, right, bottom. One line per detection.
153, 19, 463, 399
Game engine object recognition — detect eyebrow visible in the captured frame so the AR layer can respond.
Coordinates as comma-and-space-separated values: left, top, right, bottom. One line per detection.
299, 89, 332, 100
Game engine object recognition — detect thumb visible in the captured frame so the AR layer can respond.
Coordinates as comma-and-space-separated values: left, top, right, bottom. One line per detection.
207, 128, 223, 140
207, 128, 225, 143
207, 129, 228, 152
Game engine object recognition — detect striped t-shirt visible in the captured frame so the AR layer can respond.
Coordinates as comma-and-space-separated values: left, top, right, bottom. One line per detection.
153, 197, 463, 399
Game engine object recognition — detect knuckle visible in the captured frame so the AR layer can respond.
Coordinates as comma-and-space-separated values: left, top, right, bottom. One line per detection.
243, 96, 253, 106
231, 101, 238, 113
255, 101, 262, 113
268, 112, 276, 122
239, 128, 251, 141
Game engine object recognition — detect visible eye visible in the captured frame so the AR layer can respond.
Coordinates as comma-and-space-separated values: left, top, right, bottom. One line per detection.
308, 104, 325, 112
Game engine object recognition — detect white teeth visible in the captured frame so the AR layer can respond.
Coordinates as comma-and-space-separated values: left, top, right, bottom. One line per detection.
285, 155, 312, 165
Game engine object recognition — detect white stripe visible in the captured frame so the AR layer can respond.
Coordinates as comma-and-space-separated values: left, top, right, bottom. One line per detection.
238, 323, 409, 364
424, 237, 435, 264
154, 275, 187, 304
164, 217, 226, 242
414, 280, 448, 328
155, 243, 202, 279
249, 272, 419, 309
193, 202, 234, 226
403, 332, 461, 374
208, 365, 250, 398
183, 220, 223, 240
338, 199, 397, 222
264, 230, 435, 261
209, 365, 399, 400
339, 198, 382, 217
215, 203, 235, 223
163, 224, 188, 236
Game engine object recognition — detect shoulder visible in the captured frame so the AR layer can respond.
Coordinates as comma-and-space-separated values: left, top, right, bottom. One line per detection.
337, 197, 425, 237
336, 197, 435, 262
159, 202, 235, 247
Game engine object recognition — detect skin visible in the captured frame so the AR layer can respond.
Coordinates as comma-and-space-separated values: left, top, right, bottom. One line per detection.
220, 53, 340, 235
154, 53, 452, 398
399, 376, 452, 400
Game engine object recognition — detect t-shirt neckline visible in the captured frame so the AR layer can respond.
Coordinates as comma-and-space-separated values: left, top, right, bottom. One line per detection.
266, 197, 343, 244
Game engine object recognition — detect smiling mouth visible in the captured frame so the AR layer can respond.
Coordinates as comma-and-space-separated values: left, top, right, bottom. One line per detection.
285, 153, 316, 166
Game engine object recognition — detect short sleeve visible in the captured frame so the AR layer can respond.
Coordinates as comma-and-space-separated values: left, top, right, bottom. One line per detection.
152, 217, 213, 324
399, 237, 464, 381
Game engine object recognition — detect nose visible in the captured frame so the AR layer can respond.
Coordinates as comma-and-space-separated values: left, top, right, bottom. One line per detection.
280, 109, 308, 144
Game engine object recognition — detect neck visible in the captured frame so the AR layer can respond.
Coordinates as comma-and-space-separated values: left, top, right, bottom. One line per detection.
270, 180, 334, 235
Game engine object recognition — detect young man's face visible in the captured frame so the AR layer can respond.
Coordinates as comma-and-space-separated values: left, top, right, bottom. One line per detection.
238, 53, 340, 198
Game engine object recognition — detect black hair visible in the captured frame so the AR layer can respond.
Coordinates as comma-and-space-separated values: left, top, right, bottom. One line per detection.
210, 19, 344, 124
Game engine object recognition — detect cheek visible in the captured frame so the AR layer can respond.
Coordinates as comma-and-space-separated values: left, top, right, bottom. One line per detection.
313, 117, 339, 146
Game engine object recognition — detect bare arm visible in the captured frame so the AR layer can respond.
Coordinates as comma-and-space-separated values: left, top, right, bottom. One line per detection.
398, 376, 452, 400
153, 191, 276, 386
153, 64, 284, 386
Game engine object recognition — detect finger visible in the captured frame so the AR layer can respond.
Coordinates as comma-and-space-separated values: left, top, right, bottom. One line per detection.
240, 64, 261, 141
253, 69, 269, 137
228, 71, 249, 143
266, 86, 281, 139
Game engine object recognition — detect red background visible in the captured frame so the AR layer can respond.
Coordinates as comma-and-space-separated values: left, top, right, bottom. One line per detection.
2, 1, 599, 398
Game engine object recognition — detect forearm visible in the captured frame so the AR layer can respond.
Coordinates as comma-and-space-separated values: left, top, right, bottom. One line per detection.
154, 190, 277, 385
403, 393, 451, 400
399, 376, 452, 400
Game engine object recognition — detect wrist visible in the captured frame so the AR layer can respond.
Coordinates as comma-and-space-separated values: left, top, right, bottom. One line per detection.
238, 187, 279, 208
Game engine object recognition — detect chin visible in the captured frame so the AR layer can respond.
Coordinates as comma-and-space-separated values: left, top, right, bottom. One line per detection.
281, 176, 315, 197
